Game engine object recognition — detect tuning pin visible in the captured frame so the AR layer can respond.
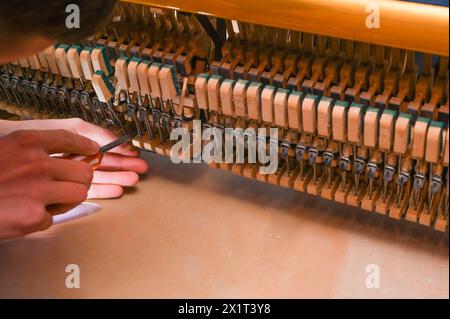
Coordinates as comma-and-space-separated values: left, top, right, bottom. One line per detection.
410, 173, 426, 210
366, 162, 378, 199
354, 158, 366, 195
428, 175, 443, 209
382, 165, 395, 202
296, 143, 308, 181
323, 152, 334, 188
308, 148, 319, 183
396, 170, 409, 205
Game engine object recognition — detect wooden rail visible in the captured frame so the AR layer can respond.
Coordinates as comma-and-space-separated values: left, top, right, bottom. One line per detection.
123, 0, 449, 56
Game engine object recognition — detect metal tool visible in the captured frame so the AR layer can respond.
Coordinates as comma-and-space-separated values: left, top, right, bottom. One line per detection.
63, 126, 138, 169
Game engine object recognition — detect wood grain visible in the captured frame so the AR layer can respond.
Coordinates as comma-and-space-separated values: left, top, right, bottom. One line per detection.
123, 0, 449, 56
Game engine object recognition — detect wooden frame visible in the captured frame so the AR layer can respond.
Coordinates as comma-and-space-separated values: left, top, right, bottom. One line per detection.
123, 0, 449, 56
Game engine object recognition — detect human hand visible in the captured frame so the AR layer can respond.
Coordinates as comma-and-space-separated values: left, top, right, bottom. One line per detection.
8, 118, 149, 199
0, 129, 97, 239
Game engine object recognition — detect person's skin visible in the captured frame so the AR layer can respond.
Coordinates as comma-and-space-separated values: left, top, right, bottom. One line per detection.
0, 40, 149, 239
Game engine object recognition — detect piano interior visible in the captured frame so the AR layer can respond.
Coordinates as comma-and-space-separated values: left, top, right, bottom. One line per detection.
0, 0, 449, 232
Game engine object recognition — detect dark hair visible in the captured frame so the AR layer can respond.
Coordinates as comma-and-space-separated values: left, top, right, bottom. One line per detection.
0, 0, 116, 43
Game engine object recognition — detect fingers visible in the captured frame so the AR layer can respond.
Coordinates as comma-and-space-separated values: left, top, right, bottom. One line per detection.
33, 211, 53, 232
93, 170, 139, 186
0, 197, 54, 237
46, 203, 80, 216
73, 120, 140, 156
87, 184, 124, 199
112, 143, 140, 157
49, 157, 94, 186
43, 181, 88, 206
97, 152, 149, 173
88, 153, 148, 199
21, 129, 99, 155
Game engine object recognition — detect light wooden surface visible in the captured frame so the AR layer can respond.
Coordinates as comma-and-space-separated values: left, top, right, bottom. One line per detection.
124, 0, 449, 56
0, 152, 448, 298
